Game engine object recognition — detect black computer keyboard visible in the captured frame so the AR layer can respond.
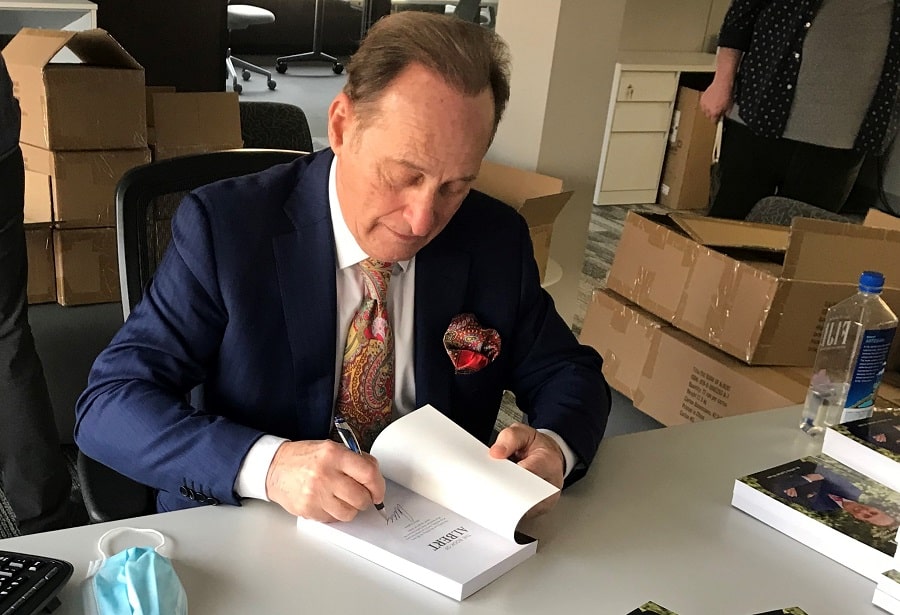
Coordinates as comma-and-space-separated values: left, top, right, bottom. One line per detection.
0, 551, 73, 615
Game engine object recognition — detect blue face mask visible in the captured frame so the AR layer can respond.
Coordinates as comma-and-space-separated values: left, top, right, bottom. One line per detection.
82, 527, 188, 615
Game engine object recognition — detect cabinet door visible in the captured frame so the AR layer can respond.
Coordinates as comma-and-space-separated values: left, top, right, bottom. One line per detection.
611, 102, 673, 132
616, 71, 678, 102
600, 132, 668, 192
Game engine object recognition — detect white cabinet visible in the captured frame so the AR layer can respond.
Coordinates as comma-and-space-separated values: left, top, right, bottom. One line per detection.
594, 52, 716, 206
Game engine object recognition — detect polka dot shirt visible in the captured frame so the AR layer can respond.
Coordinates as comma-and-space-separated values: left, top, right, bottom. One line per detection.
719, 0, 900, 154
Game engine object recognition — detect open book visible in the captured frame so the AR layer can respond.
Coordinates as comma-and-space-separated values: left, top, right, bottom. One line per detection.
295, 405, 559, 600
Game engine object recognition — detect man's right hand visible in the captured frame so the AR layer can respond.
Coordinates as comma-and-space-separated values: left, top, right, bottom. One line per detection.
265, 440, 386, 522
700, 79, 733, 122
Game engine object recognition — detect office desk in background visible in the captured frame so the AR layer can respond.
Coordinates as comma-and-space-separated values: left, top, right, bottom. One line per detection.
0, 406, 886, 613
0, 0, 96, 34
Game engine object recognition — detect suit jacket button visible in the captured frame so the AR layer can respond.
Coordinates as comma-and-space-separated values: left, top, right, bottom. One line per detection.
179, 485, 191, 498
207, 496, 220, 506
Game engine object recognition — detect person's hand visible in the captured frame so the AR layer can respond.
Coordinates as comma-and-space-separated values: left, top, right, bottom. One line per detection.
489, 423, 563, 518
784, 488, 798, 498
699, 79, 733, 122
265, 440, 386, 522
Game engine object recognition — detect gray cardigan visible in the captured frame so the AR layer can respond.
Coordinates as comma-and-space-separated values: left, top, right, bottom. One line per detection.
0, 54, 20, 162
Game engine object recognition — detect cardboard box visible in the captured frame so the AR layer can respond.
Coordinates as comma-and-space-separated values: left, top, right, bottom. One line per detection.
150, 92, 243, 160
864, 208, 900, 232
24, 169, 52, 223
22, 144, 151, 228
580, 288, 811, 425
2, 28, 147, 151
876, 371, 900, 407
472, 160, 573, 282
25, 222, 56, 304
658, 86, 718, 211
53, 227, 119, 306
606, 211, 900, 366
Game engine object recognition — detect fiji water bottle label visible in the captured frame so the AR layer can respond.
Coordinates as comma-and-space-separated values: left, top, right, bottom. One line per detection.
843, 327, 897, 421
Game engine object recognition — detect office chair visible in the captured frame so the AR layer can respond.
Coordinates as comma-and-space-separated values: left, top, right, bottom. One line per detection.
77, 149, 305, 523
744, 196, 857, 226
227, 3, 278, 93
239, 101, 314, 152
275, 0, 345, 75
452, 0, 482, 23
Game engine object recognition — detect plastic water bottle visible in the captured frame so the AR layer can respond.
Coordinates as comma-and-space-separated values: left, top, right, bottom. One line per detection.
800, 271, 898, 436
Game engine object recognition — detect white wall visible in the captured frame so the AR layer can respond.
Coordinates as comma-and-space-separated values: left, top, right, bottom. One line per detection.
490, 0, 626, 325
618, 0, 729, 53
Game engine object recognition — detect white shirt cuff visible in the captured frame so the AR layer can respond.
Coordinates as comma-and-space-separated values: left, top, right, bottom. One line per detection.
234, 435, 289, 501
536, 429, 577, 480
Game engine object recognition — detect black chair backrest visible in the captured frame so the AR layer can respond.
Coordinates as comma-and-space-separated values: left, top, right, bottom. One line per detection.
453, 0, 482, 22
79, 148, 305, 524
239, 101, 314, 152
115, 148, 305, 319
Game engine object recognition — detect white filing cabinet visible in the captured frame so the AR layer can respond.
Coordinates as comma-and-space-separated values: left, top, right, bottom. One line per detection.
594, 51, 716, 206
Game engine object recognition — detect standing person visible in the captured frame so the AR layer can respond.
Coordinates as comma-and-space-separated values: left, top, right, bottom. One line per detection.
0, 53, 75, 535
75, 12, 611, 523
701, 0, 900, 220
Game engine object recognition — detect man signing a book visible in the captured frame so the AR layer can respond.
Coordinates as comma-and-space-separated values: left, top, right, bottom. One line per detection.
75, 12, 611, 523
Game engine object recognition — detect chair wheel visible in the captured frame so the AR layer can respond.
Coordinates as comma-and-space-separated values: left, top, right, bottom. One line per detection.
267, 79, 277, 90
276, 61, 288, 74
242, 69, 251, 81
233, 82, 242, 94
332, 62, 344, 75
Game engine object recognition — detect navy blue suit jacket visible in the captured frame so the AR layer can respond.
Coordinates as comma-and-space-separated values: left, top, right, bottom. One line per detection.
75, 149, 610, 512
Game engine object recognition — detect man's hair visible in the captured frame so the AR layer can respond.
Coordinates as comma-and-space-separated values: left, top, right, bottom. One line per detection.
343, 12, 511, 134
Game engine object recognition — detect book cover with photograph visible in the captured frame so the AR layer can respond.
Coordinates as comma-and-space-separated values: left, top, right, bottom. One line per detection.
625, 602, 680, 615
823, 408, 900, 492
732, 455, 900, 581
622, 603, 808, 614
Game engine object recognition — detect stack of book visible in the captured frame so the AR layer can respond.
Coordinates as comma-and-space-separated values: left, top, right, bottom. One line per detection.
731, 408, 900, 611
875, 569, 900, 613
624, 603, 808, 615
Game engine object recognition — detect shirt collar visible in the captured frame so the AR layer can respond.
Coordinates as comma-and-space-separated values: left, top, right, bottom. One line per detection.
328, 155, 410, 272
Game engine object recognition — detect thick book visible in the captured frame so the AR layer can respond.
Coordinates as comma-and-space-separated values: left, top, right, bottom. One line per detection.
625, 602, 680, 615
732, 455, 900, 581
822, 408, 900, 492
875, 569, 900, 614
622, 602, 808, 615
296, 405, 559, 600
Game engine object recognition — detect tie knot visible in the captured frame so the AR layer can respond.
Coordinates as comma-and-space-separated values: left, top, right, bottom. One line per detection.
360, 258, 393, 303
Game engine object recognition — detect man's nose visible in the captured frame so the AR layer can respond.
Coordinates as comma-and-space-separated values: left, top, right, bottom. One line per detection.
403, 187, 438, 237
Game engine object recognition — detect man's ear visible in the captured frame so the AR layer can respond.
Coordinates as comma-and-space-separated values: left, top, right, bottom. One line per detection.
328, 92, 354, 155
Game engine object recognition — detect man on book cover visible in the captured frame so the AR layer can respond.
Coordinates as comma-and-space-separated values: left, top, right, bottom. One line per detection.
763, 461, 896, 527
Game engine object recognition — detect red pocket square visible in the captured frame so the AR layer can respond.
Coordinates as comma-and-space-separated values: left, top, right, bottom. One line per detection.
443, 313, 501, 374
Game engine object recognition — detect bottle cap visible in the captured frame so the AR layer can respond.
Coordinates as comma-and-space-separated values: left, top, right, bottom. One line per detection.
859, 270, 885, 293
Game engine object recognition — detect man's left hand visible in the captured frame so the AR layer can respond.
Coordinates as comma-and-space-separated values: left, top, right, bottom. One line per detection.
489, 423, 563, 518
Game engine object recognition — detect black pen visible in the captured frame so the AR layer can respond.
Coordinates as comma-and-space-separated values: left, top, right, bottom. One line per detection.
333, 415, 390, 521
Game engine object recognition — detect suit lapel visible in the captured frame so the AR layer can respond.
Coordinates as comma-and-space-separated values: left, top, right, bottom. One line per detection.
274, 152, 337, 437
414, 242, 469, 419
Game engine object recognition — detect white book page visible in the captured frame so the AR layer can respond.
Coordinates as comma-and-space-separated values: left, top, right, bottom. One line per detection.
370, 405, 559, 543
297, 479, 536, 600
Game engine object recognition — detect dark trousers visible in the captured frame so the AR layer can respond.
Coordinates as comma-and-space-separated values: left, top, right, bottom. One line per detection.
708, 118, 865, 220
0, 147, 71, 534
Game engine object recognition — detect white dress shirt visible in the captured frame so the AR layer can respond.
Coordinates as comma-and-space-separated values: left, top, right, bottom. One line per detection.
234, 158, 573, 501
